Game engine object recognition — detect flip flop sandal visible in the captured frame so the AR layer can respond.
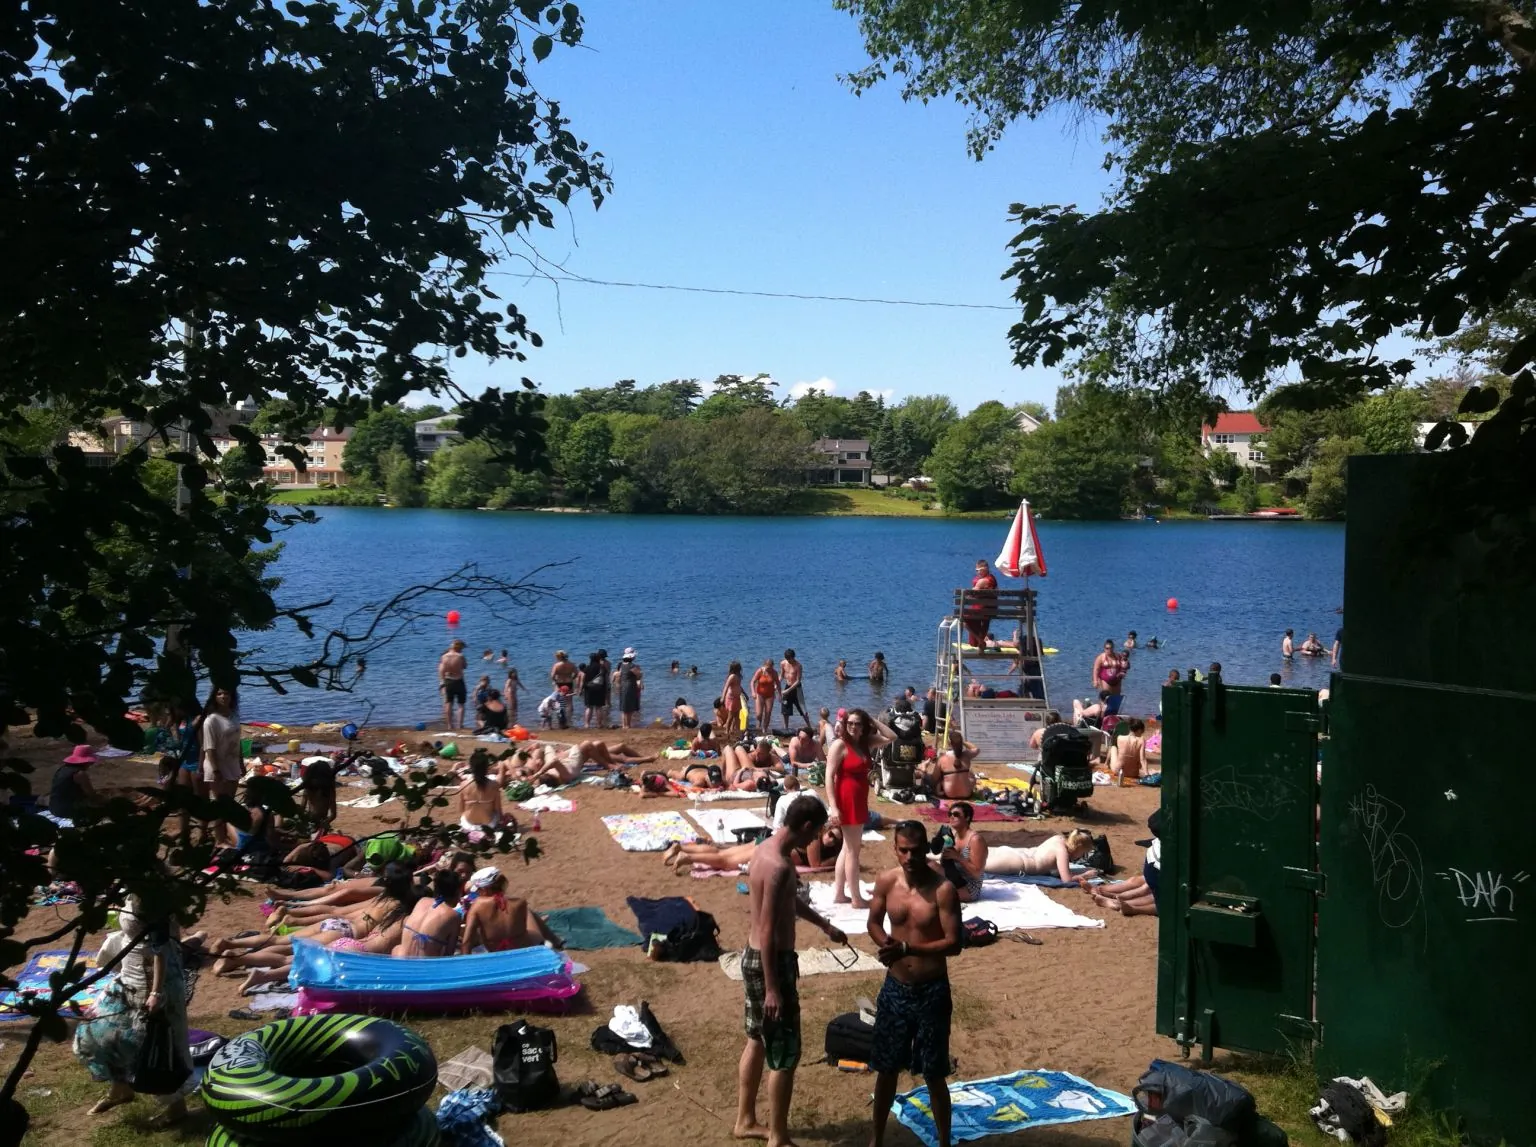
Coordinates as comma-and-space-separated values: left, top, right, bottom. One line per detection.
613, 1053, 653, 1082
634, 1051, 669, 1077
1009, 932, 1044, 946
580, 1087, 638, 1111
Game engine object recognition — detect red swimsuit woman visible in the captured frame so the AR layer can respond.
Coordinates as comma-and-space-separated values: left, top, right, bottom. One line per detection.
834, 742, 871, 829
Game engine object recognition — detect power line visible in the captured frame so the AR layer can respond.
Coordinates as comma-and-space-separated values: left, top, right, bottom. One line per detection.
490, 268, 1016, 311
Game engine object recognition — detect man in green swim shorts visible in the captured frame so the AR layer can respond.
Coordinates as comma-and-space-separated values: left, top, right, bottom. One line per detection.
737, 796, 846, 1147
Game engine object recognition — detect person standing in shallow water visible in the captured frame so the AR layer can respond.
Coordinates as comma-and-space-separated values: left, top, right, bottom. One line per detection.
779, 648, 811, 730
867, 652, 888, 686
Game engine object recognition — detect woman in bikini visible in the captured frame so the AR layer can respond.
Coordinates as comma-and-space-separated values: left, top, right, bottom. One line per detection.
924, 728, 978, 799
937, 801, 989, 902
722, 737, 782, 791
394, 870, 464, 957
662, 825, 843, 875
213, 865, 418, 992
460, 868, 561, 952
721, 661, 744, 738
824, 707, 896, 909
749, 658, 779, 737
457, 752, 504, 831
985, 828, 1098, 882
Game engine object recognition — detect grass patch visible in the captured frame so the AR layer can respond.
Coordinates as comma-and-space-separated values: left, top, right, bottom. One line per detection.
1221, 1051, 1463, 1147
266, 488, 326, 504
785, 487, 945, 517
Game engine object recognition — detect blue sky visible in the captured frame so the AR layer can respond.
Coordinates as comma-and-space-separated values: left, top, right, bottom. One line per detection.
458, 0, 1116, 415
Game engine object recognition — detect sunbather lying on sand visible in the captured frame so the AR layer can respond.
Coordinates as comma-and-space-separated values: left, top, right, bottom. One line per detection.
212, 865, 418, 992
722, 739, 783, 791
984, 828, 1098, 883
661, 825, 842, 875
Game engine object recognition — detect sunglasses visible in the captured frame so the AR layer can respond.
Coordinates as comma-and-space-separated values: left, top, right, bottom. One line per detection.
948, 810, 967, 820
830, 943, 861, 970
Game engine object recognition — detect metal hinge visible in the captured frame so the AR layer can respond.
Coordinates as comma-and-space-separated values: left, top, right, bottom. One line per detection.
1285, 711, 1322, 732
1283, 867, 1327, 895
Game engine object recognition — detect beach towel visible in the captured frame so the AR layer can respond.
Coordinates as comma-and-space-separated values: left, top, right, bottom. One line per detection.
626, 896, 699, 942
893, 1070, 1136, 1147
686, 807, 767, 844
339, 793, 393, 808
518, 794, 575, 812
0, 950, 115, 1021
541, 907, 643, 950
601, 811, 698, 851
692, 789, 765, 802
719, 946, 884, 980
922, 803, 1020, 823
806, 880, 1103, 937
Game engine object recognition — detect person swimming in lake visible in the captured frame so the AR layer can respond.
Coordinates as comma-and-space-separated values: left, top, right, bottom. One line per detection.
1300, 632, 1325, 656
834, 659, 850, 683
867, 652, 888, 685
670, 660, 681, 674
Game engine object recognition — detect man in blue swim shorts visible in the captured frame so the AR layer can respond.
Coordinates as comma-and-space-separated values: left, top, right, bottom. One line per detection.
867, 820, 964, 1147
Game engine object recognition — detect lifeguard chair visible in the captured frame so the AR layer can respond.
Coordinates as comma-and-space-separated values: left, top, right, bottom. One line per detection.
933, 498, 1053, 765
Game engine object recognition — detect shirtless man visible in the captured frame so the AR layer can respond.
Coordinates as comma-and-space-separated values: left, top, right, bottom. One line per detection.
724, 738, 783, 791
1281, 629, 1295, 660
737, 797, 846, 1147
750, 658, 779, 737
868, 821, 964, 1147
394, 870, 463, 957
460, 867, 561, 952
439, 640, 468, 730
834, 659, 850, 684
550, 650, 578, 727
509, 740, 655, 785
867, 652, 888, 686
783, 727, 820, 777
779, 649, 811, 729
692, 722, 722, 754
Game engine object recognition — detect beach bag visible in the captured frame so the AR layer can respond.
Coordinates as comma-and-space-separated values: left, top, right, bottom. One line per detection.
824, 1012, 875, 1065
1134, 1061, 1256, 1134
130, 1008, 192, 1096
1084, 833, 1115, 874
493, 1019, 560, 1112
962, 918, 999, 947
659, 910, 722, 963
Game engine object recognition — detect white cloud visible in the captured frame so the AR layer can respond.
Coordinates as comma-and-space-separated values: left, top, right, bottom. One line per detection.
789, 377, 837, 399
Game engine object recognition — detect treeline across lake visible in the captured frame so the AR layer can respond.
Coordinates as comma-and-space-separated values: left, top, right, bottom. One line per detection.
296, 370, 1496, 518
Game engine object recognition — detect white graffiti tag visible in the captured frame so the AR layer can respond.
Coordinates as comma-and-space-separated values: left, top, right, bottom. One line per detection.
1436, 869, 1528, 923
1347, 786, 1425, 931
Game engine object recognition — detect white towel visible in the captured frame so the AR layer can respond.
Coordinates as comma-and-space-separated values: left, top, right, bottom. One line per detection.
686, 807, 767, 844
805, 878, 1103, 936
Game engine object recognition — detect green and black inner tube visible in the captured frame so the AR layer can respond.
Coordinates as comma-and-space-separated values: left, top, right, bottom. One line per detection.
203, 1013, 437, 1143
207, 1103, 439, 1147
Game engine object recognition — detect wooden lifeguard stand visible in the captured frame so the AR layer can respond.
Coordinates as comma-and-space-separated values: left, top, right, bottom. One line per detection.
934, 586, 1053, 763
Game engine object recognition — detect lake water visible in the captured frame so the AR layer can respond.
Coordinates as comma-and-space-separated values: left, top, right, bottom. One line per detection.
248, 509, 1345, 727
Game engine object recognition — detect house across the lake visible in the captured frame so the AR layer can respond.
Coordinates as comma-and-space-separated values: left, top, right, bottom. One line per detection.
1201, 412, 1269, 474
809, 438, 872, 486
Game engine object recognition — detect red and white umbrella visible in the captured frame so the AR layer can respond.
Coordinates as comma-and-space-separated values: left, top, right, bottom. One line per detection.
996, 499, 1047, 578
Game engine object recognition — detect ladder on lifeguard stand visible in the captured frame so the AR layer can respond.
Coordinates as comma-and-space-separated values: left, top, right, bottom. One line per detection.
935, 587, 1052, 764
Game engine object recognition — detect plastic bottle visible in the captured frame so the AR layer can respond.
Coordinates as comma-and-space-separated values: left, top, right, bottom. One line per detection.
531, 812, 542, 832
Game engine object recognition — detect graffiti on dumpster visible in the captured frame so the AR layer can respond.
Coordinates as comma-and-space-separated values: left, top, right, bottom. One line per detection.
1348, 786, 1425, 933
1199, 767, 1302, 821
1436, 868, 1527, 923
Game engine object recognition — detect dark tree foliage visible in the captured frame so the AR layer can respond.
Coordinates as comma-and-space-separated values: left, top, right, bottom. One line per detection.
0, 0, 606, 1110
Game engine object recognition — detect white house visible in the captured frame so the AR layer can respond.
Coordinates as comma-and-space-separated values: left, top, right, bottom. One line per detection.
415, 416, 461, 455
1201, 412, 1269, 473
1017, 410, 1044, 434
809, 438, 872, 486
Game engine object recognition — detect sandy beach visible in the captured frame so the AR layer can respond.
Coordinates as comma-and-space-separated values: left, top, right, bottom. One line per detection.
5, 719, 1176, 1147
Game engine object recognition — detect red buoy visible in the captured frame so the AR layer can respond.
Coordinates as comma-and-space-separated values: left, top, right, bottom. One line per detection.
1166, 597, 1179, 610
446, 610, 461, 624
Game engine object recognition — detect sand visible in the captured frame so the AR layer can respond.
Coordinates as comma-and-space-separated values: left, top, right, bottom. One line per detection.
4, 721, 1176, 1147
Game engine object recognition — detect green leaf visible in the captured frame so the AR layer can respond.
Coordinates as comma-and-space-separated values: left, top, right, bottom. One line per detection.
531, 34, 552, 61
